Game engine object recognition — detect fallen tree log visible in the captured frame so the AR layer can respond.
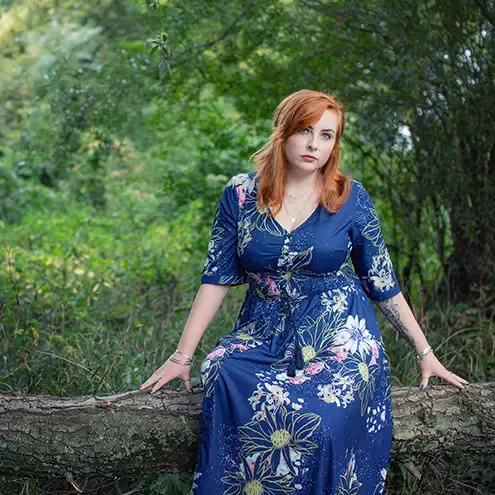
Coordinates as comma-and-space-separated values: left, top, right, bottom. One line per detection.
0, 383, 494, 480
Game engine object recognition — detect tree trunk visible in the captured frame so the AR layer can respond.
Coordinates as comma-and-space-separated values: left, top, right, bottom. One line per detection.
445, 148, 495, 304
0, 383, 493, 480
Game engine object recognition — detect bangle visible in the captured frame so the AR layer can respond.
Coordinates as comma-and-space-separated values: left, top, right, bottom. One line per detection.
169, 349, 194, 365
416, 345, 433, 362
175, 349, 193, 361
169, 356, 193, 366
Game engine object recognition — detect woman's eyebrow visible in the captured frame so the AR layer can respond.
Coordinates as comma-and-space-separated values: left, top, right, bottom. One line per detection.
308, 125, 335, 133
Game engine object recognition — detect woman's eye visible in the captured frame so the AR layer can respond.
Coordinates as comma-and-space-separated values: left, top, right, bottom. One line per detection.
323, 133, 333, 139
301, 128, 309, 134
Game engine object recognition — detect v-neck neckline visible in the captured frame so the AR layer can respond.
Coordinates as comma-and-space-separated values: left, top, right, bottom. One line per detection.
269, 203, 321, 236
251, 172, 322, 236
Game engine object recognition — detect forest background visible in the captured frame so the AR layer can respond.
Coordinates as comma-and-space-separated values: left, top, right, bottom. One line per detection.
0, 0, 494, 493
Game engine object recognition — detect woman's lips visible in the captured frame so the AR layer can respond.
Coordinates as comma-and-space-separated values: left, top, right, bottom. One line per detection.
301, 155, 317, 162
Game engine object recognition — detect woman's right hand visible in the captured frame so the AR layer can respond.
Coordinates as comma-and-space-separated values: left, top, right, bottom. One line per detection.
138, 358, 194, 394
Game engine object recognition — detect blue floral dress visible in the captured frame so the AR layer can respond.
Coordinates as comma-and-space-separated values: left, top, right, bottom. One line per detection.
189, 170, 401, 495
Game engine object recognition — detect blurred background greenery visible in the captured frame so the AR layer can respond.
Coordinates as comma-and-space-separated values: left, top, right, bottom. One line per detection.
0, 0, 494, 493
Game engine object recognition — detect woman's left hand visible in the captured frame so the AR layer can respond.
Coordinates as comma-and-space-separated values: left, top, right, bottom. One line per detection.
418, 352, 469, 390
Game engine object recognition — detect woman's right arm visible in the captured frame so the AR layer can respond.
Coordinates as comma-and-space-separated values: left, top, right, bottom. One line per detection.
138, 283, 230, 393
140, 173, 248, 393
176, 283, 231, 358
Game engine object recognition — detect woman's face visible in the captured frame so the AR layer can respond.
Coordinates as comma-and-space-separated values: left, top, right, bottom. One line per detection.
284, 109, 339, 174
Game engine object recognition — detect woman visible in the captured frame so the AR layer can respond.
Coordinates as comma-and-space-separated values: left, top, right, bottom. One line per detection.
139, 89, 468, 494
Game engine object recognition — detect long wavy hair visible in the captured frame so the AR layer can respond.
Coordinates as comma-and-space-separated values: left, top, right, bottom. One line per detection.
250, 89, 352, 215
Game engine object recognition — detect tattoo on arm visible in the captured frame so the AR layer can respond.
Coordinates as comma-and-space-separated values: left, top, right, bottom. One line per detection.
375, 298, 416, 349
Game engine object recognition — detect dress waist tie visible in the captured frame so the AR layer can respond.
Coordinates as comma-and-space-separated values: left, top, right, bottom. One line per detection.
280, 296, 305, 377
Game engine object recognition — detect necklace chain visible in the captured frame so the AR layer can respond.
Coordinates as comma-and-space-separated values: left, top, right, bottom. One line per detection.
287, 185, 314, 203
283, 184, 318, 229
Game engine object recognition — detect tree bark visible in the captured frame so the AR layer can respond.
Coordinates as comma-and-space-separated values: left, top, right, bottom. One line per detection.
0, 383, 494, 480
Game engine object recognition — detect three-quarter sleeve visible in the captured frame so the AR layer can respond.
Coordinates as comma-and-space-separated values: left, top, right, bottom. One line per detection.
200, 176, 248, 286
350, 181, 401, 301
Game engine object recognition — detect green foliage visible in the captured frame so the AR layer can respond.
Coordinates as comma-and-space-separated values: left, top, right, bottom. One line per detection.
0, 194, 209, 393
0, 160, 59, 224
147, 472, 195, 495
157, 93, 268, 222
1, 1, 160, 215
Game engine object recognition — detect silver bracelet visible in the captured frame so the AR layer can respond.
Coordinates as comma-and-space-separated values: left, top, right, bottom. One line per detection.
175, 349, 193, 361
169, 356, 193, 366
416, 344, 433, 362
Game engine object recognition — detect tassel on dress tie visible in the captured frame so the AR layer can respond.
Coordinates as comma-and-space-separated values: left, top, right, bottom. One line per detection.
286, 333, 305, 377
280, 294, 305, 377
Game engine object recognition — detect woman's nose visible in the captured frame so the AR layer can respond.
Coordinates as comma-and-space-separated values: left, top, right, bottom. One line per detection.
307, 136, 318, 151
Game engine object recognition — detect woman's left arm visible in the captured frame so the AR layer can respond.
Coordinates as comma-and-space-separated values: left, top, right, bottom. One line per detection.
375, 292, 469, 390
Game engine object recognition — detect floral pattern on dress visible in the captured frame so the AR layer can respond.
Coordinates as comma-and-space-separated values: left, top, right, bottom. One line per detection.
200, 320, 266, 397
239, 404, 321, 475
221, 452, 297, 495
337, 452, 362, 494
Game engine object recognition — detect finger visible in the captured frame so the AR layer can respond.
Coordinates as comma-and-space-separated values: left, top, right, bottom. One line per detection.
436, 369, 465, 389
182, 377, 194, 394
418, 375, 430, 390
139, 378, 157, 390
139, 372, 161, 390
443, 371, 466, 390
151, 375, 172, 393
450, 373, 469, 384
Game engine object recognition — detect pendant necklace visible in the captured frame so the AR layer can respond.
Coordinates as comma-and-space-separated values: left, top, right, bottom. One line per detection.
287, 185, 315, 203
283, 184, 318, 227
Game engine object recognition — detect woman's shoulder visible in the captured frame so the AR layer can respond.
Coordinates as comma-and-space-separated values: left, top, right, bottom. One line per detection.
349, 179, 381, 224
349, 179, 370, 206
342, 179, 376, 219
350, 178, 364, 194
227, 170, 258, 192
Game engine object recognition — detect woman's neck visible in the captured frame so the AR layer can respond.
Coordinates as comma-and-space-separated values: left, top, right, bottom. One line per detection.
285, 170, 324, 195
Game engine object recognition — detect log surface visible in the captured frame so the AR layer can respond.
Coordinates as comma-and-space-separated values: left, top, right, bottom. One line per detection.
0, 383, 493, 479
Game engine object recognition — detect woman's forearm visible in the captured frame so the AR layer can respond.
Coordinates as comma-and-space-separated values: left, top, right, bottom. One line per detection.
175, 284, 231, 358
374, 292, 429, 354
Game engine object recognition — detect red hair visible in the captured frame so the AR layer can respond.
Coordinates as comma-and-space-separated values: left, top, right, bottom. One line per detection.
250, 89, 352, 215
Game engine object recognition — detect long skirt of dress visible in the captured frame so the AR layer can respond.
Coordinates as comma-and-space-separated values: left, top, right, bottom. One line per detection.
189, 171, 401, 494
